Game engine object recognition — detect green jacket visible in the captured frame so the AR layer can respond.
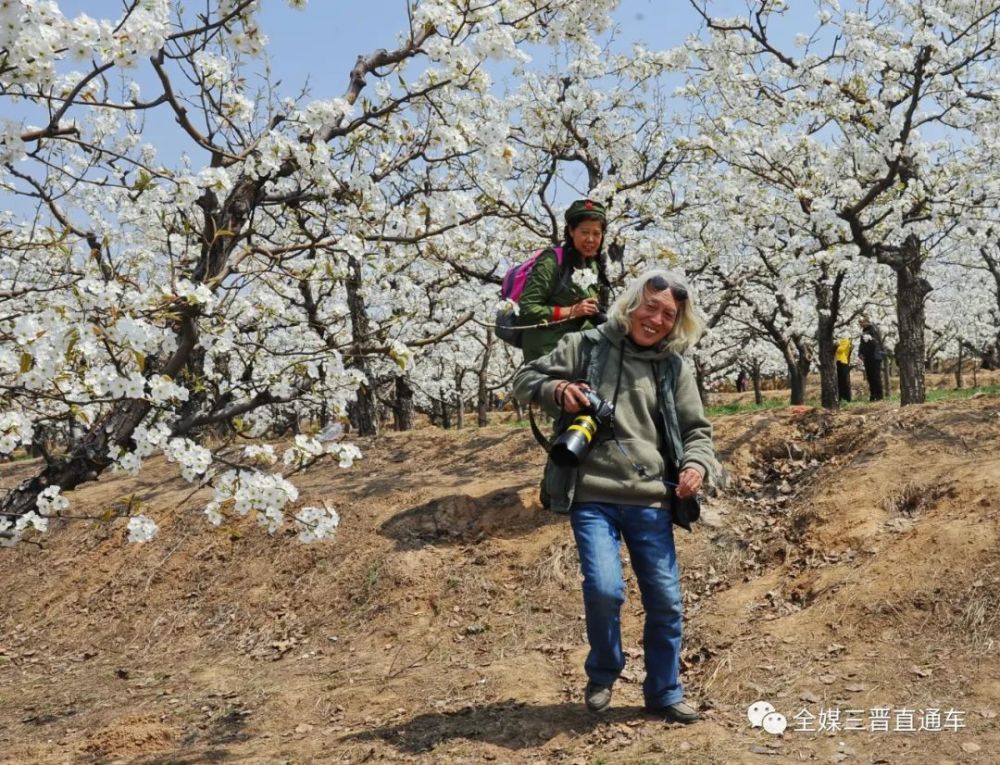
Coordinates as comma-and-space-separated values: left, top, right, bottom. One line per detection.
517, 248, 600, 363
512, 326, 716, 522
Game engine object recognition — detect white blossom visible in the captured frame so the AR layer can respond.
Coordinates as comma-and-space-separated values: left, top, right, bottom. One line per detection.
293, 502, 339, 543
127, 514, 159, 543
572, 268, 598, 291
36, 486, 68, 516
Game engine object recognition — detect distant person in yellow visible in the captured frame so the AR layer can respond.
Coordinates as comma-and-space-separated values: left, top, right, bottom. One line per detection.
835, 337, 853, 402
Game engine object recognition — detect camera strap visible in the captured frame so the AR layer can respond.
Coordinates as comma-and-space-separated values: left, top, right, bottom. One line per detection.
527, 403, 552, 451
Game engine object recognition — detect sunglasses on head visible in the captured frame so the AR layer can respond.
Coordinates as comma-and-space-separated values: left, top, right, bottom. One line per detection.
646, 274, 688, 302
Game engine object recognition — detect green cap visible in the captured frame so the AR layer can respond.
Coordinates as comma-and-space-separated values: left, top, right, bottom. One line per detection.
565, 198, 607, 225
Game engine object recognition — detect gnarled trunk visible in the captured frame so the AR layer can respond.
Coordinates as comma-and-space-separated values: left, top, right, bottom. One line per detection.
788, 362, 809, 406
815, 272, 845, 410
454, 370, 465, 430
393, 375, 414, 431
1, 315, 198, 522
477, 329, 493, 427
783, 338, 811, 405
894, 239, 931, 405
346, 254, 378, 437
751, 359, 764, 405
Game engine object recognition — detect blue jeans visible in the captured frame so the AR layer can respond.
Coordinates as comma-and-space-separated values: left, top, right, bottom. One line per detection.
570, 502, 684, 707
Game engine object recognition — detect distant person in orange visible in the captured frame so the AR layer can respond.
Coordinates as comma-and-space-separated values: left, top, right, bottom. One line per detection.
835, 337, 853, 402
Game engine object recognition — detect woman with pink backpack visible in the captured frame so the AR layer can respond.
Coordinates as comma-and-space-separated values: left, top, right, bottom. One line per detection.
515, 199, 611, 362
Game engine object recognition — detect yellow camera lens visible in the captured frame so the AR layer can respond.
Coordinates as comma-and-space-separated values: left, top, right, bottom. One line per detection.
566, 416, 598, 443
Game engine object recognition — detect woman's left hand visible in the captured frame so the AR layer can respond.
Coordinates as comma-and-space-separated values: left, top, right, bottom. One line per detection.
676, 467, 703, 499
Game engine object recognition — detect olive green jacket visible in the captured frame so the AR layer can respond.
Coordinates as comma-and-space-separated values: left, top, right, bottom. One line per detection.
512, 326, 716, 519
517, 248, 600, 363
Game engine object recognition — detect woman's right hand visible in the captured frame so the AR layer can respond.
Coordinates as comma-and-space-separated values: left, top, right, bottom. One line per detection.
554, 381, 592, 413
569, 297, 600, 319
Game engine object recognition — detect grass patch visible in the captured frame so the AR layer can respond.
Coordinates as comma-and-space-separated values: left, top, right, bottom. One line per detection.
925, 385, 1000, 402
705, 396, 788, 417
856, 385, 1000, 405
707, 384, 1000, 416
509, 384, 1000, 422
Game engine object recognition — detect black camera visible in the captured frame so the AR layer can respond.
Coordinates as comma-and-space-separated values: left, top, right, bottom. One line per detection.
550, 389, 614, 467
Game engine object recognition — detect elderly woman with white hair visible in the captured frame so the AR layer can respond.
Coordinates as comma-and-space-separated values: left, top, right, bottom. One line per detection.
512, 267, 716, 724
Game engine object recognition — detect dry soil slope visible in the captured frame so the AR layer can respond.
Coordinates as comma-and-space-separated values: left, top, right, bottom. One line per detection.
1, 395, 998, 764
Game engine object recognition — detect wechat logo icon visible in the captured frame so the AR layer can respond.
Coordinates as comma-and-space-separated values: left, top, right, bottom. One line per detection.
748, 700, 787, 734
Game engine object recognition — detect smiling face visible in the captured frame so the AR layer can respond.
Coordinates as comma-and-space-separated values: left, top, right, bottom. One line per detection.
568, 219, 604, 259
628, 286, 679, 347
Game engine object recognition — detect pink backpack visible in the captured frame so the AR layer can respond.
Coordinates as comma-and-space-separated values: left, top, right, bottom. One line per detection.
495, 247, 564, 347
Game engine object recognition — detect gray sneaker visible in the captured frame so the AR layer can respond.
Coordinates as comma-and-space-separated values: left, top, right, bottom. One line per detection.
584, 682, 613, 713
644, 700, 701, 724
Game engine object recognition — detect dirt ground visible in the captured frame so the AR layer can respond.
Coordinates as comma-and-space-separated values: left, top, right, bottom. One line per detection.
2, 375, 999, 765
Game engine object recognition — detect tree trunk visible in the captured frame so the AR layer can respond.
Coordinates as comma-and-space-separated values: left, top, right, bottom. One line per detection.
477, 329, 493, 427
346, 255, 378, 437
174, 346, 213, 435
694, 360, 709, 407
439, 396, 451, 430
752, 360, 763, 405
894, 242, 931, 405
1, 400, 150, 523
815, 274, 843, 410
784, 339, 811, 406
788, 362, 808, 406
454, 370, 465, 430
816, 316, 837, 409
393, 375, 414, 431
955, 344, 964, 389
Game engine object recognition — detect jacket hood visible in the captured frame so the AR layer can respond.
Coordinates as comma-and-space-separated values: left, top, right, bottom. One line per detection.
597, 324, 677, 361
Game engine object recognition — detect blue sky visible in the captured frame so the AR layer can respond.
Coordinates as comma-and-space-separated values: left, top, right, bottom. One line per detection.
254, 1, 811, 97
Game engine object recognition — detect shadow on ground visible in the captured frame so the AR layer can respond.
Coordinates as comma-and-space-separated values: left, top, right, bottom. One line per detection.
379, 484, 558, 550
349, 700, 640, 753
132, 748, 234, 764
